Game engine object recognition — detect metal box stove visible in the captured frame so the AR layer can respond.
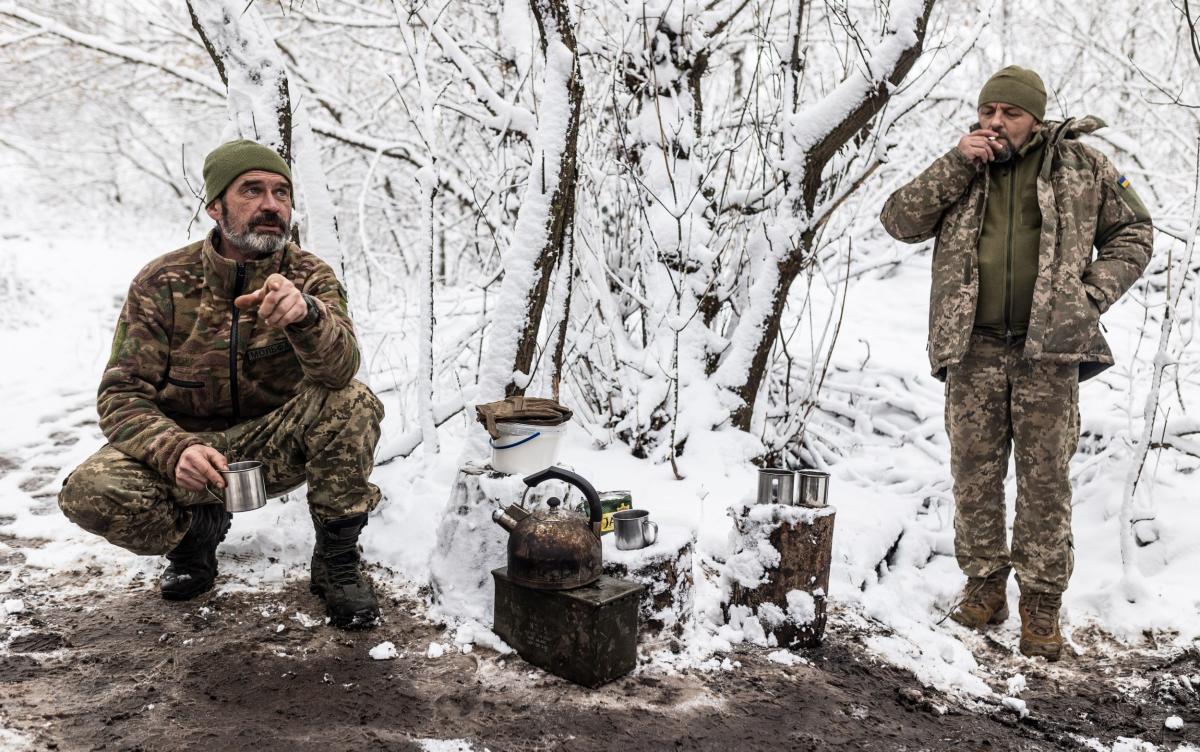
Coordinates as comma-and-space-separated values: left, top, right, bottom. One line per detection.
492, 566, 643, 688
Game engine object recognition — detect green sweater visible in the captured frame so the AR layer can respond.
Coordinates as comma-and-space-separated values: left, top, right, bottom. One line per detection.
975, 130, 1046, 337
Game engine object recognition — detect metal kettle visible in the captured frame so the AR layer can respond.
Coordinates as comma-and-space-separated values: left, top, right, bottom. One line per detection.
491, 466, 603, 590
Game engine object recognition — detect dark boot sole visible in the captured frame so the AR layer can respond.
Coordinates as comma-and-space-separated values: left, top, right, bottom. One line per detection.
161, 577, 217, 601
309, 582, 380, 630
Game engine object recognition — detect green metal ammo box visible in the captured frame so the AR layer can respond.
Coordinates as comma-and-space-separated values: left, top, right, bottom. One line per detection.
491, 567, 643, 688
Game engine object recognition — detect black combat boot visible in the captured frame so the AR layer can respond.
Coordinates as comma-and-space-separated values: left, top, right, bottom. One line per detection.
161, 503, 232, 601
310, 513, 381, 630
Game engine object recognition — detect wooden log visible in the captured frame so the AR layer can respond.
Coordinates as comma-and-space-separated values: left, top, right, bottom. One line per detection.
726, 503, 836, 648
601, 524, 695, 642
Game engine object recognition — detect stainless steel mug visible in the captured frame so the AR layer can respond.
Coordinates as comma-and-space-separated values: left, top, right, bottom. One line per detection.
206, 461, 268, 513
613, 509, 658, 550
796, 469, 829, 507
756, 468, 795, 505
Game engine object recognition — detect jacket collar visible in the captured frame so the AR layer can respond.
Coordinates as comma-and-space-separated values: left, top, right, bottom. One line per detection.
201, 230, 289, 300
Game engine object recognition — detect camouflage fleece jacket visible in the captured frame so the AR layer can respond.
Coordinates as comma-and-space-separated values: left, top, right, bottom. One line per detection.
880, 116, 1153, 381
98, 231, 360, 477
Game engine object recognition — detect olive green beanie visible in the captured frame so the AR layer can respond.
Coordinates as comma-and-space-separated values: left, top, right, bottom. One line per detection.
977, 65, 1046, 121
202, 139, 292, 205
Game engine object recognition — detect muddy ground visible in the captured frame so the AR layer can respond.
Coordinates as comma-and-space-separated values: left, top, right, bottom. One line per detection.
1, 531, 1198, 752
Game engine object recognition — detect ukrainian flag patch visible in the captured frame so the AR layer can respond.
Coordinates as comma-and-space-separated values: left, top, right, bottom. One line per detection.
1118, 175, 1131, 188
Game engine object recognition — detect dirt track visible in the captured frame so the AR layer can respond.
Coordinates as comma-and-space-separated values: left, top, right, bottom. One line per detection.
2, 543, 1198, 752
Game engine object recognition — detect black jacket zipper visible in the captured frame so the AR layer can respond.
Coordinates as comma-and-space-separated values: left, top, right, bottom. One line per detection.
1004, 165, 1015, 337
230, 263, 245, 422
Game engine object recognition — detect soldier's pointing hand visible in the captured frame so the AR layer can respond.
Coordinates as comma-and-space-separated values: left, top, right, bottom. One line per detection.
957, 129, 1005, 165
234, 273, 309, 328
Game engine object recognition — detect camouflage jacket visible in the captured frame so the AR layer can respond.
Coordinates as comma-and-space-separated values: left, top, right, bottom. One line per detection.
98, 232, 360, 476
880, 116, 1153, 381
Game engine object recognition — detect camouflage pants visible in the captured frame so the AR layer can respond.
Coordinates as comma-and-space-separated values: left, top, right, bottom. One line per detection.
945, 334, 1079, 594
59, 380, 384, 556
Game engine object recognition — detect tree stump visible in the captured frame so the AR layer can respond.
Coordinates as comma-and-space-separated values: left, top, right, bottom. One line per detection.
601, 524, 694, 642
725, 503, 836, 648
427, 462, 571, 624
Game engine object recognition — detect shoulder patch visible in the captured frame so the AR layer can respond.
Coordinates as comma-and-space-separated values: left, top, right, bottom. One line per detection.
1112, 176, 1151, 223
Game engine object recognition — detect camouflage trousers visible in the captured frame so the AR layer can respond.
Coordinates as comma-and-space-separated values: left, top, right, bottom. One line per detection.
945, 334, 1079, 594
59, 380, 384, 556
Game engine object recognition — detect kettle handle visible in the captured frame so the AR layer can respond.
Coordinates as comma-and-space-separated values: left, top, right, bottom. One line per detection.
523, 466, 603, 531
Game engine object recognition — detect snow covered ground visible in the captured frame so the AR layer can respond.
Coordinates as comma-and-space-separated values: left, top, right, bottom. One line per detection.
1, 202, 1198, 750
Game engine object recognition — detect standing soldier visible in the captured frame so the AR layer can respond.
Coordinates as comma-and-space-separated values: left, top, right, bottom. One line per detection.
58, 139, 386, 630
880, 67, 1153, 659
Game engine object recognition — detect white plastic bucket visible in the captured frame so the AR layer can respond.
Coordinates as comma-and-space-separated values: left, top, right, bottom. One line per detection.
489, 421, 567, 475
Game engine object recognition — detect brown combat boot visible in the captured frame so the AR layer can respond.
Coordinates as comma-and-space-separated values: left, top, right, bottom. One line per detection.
1019, 591, 1064, 660
948, 568, 1010, 629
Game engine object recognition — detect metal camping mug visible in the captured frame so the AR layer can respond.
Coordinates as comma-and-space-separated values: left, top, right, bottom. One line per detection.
756, 468, 796, 505
612, 509, 658, 551
206, 461, 268, 513
796, 469, 830, 507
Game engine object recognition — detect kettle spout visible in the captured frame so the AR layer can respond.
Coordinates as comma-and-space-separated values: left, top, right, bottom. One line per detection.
492, 507, 520, 532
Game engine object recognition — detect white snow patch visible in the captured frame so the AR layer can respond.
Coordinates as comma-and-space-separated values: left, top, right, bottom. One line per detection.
766, 650, 808, 667
416, 740, 479, 752
1001, 696, 1028, 718
3, 599, 25, 615
786, 590, 816, 625
369, 641, 398, 661
425, 642, 448, 659
1165, 715, 1183, 730
1006, 674, 1027, 696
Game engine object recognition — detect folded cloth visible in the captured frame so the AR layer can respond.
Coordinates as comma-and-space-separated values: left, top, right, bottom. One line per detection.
475, 396, 573, 439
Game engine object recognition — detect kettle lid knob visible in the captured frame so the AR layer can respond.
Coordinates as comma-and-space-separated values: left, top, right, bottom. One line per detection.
547, 497, 562, 510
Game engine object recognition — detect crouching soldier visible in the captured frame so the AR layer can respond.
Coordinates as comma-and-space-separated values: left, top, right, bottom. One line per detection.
59, 139, 386, 630
880, 67, 1152, 658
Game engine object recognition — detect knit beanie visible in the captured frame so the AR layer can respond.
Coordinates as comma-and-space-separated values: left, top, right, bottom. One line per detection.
977, 66, 1047, 121
202, 139, 292, 205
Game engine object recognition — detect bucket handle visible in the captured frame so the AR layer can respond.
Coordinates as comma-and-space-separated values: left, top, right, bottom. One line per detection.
490, 431, 541, 450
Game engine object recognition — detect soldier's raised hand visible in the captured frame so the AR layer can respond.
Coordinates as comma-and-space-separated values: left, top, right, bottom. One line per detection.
957, 129, 1004, 165
176, 444, 228, 492
234, 273, 308, 328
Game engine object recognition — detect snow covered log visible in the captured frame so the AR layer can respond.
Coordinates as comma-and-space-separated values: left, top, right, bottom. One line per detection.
427, 462, 573, 625
602, 524, 695, 642
725, 503, 836, 648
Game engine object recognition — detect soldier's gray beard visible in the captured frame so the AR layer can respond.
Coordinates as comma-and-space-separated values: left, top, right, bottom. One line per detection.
220, 222, 289, 257
992, 140, 1016, 163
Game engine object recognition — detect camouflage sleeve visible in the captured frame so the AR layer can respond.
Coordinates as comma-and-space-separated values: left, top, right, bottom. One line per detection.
285, 263, 361, 388
97, 281, 202, 478
1084, 156, 1153, 313
880, 148, 979, 243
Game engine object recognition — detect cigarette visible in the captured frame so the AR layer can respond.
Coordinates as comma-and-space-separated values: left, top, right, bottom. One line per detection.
988, 136, 997, 141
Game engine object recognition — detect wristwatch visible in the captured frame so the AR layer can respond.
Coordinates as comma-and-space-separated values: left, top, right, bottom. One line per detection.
293, 293, 321, 330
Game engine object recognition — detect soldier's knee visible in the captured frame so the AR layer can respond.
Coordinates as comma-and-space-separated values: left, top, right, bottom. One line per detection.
58, 465, 114, 536
325, 380, 384, 425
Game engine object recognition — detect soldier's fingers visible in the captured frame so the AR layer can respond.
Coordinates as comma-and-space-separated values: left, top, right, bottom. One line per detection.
194, 456, 226, 488
272, 295, 306, 326
200, 446, 228, 472
234, 288, 265, 311
284, 294, 308, 323
261, 288, 292, 319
